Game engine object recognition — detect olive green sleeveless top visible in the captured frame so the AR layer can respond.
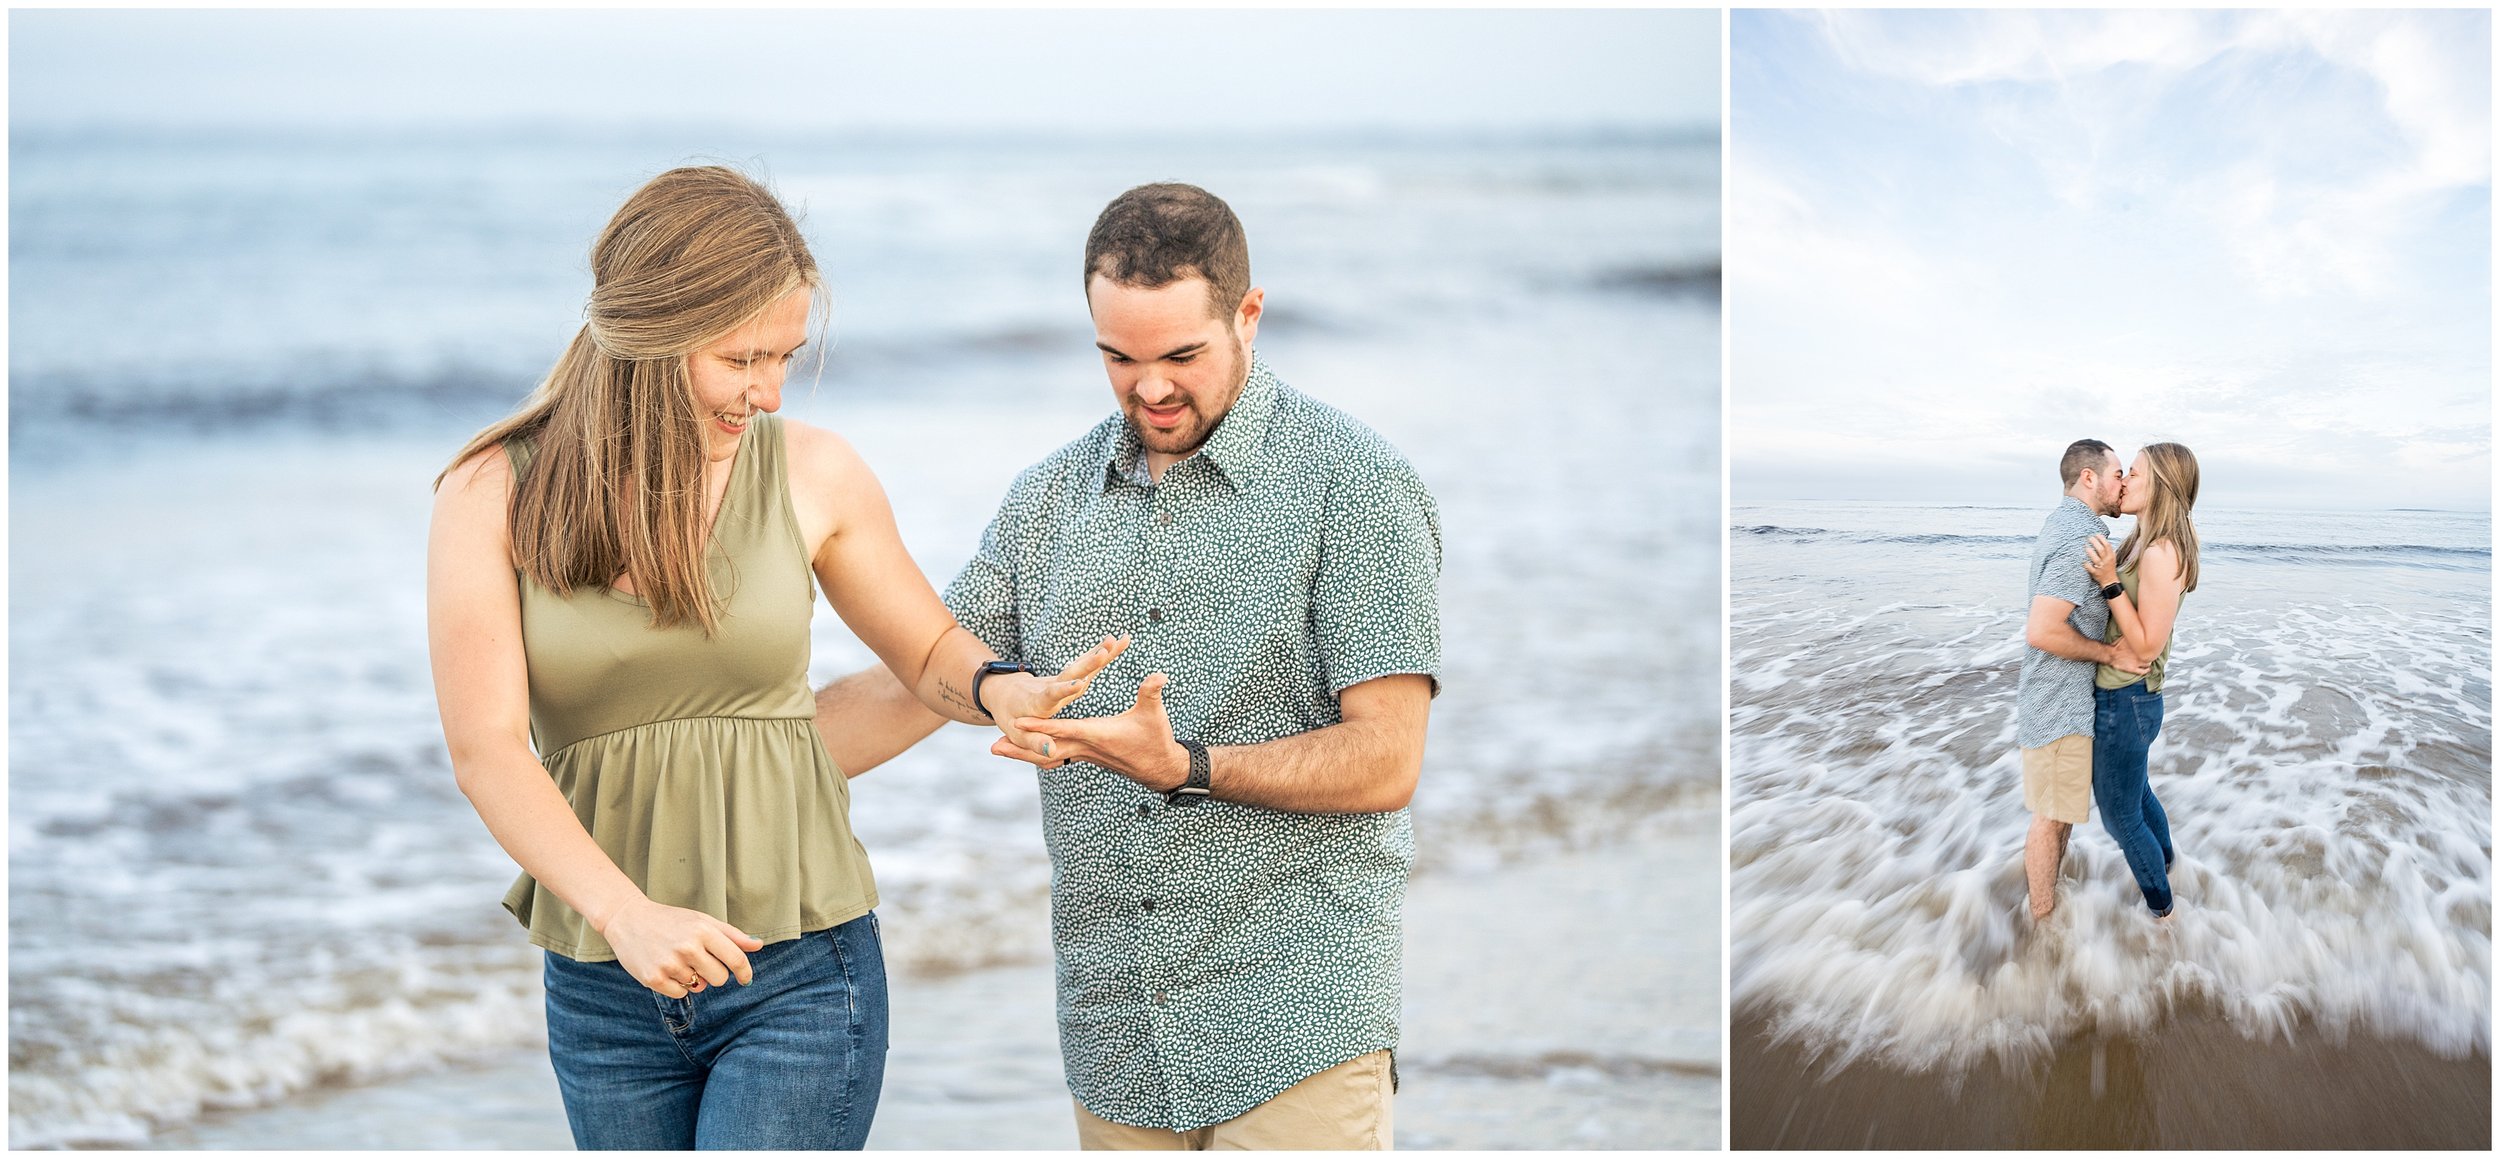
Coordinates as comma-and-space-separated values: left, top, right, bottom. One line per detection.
502, 416, 876, 961
2095, 560, 2179, 694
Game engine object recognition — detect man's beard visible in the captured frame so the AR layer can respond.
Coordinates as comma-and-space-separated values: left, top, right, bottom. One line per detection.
1124, 334, 1247, 457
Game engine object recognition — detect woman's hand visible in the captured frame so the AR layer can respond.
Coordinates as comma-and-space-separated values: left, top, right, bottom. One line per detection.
602, 896, 765, 999
999, 671, 1188, 790
2085, 535, 2120, 586
983, 635, 1131, 755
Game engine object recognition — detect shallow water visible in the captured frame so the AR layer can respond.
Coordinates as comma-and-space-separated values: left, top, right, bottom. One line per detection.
7, 131, 1719, 1147
144, 828, 1723, 1150
1730, 501, 2492, 1075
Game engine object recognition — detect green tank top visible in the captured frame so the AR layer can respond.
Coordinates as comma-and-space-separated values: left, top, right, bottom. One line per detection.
2095, 559, 2179, 694
501, 416, 876, 961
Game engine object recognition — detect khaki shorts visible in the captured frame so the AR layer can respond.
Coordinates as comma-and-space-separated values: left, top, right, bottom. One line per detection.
2022, 734, 2094, 824
1073, 1050, 1394, 1150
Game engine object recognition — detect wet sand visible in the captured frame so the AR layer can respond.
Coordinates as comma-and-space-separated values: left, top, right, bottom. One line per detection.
148, 819, 1719, 1149
1731, 1008, 2490, 1149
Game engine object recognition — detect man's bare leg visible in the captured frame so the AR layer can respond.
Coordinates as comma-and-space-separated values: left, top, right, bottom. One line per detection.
2026, 815, 2072, 921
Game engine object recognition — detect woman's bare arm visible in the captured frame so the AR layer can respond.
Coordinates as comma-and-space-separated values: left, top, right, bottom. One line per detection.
785, 421, 1123, 751
428, 450, 759, 997
2088, 536, 2185, 666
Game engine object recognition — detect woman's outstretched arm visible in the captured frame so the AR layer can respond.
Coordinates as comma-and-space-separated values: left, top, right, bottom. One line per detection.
2087, 536, 2185, 666
787, 421, 1124, 754
428, 449, 761, 998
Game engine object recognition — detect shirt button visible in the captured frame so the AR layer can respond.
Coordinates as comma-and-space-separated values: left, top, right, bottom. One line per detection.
1141, 897, 1157, 912
1146, 608, 1164, 624
1137, 802, 1152, 818
1156, 509, 1172, 526
1153, 990, 1168, 1005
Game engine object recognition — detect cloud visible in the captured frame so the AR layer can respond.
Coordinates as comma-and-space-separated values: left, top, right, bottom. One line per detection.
2282, 10, 2491, 192
1731, 10, 2489, 510
1813, 9, 2243, 89
1805, 11, 2488, 297
2205, 13, 2491, 299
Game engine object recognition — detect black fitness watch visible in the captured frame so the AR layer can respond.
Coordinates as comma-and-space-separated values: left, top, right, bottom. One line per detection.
971, 660, 1026, 720
2100, 582, 2126, 602
1165, 740, 1212, 807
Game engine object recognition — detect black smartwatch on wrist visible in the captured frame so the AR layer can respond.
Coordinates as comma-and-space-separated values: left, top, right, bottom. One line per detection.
970, 660, 1026, 720
2100, 581, 2126, 602
1165, 740, 1212, 807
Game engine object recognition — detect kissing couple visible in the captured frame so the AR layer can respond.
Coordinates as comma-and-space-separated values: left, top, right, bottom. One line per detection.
2016, 438, 2204, 926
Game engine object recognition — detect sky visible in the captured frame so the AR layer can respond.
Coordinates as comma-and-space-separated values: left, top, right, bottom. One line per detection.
1729, 9, 2491, 511
8, 9, 1718, 136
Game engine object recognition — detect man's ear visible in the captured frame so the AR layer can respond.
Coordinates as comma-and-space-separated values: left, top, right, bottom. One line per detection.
1235, 287, 1264, 347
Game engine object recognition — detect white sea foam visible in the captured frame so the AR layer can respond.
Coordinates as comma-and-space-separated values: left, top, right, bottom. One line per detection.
1732, 502, 2492, 1075
9, 945, 544, 1150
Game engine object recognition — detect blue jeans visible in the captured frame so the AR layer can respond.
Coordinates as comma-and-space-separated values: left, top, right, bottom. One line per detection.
2093, 682, 2175, 915
543, 913, 888, 1150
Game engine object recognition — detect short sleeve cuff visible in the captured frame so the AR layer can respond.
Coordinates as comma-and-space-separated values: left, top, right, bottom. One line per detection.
1326, 657, 1443, 700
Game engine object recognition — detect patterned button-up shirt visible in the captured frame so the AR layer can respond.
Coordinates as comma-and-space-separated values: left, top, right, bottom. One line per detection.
2017, 495, 2110, 749
942, 357, 1443, 1131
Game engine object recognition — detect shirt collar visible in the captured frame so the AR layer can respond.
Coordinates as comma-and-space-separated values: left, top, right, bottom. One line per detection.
1099, 355, 1282, 493
2057, 494, 2102, 523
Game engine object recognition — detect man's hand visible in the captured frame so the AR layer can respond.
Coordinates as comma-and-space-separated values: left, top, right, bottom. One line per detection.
2102, 642, 2151, 675
979, 635, 1131, 754
995, 672, 1188, 791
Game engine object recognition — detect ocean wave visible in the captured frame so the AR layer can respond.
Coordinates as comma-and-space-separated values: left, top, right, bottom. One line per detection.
7, 947, 544, 1150
1591, 263, 1720, 300
1731, 588, 2491, 1075
2223, 542, 2491, 560
3, 327, 1105, 441
6, 368, 528, 440
1736, 524, 2490, 566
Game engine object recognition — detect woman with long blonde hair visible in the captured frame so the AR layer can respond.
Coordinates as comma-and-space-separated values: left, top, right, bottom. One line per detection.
427, 166, 1121, 1148
2084, 441, 2201, 921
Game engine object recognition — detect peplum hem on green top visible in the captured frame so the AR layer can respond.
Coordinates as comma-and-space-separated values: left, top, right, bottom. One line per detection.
501, 715, 876, 962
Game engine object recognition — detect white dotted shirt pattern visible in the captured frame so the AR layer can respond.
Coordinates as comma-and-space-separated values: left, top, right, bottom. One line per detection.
2018, 495, 2110, 749
942, 357, 1444, 1131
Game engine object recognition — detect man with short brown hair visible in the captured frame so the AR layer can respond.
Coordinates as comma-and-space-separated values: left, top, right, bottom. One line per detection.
1083, 181, 1252, 315
2019, 439, 2144, 921
815, 182, 1440, 1149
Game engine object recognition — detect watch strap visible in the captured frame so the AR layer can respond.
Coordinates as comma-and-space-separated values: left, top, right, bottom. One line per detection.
971, 661, 1025, 720
1166, 740, 1212, 806
2100, 582, 2127, 602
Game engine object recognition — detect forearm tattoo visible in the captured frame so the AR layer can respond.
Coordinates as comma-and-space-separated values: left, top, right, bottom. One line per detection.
938, 676, 980, 717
